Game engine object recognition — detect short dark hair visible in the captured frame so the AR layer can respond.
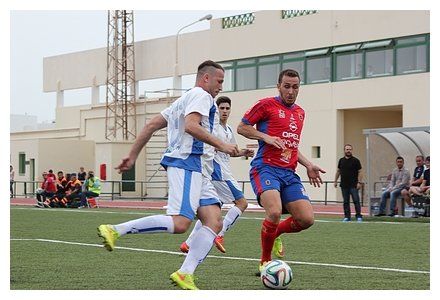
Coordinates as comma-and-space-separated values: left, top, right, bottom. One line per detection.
278, 69, 300, 84
57, 171, 63, 175
426, 156, 430, 162
216, 96, 231, 107
416, 155, 424, 160
344, 144, 353, 149
197, 60, 224, 78
396, 156, 404, 161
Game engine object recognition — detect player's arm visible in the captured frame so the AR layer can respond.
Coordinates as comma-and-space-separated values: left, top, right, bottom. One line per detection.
298, 151, 326, 187
116, 114, 168, 173
185, 112, 239, 156
357, 168, 363, 189
237, 122, 285, 150
334, 169, 340, 188
231, 148, 255, 158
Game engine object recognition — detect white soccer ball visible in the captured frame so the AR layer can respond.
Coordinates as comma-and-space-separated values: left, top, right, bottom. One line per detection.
260, 260, 293, 289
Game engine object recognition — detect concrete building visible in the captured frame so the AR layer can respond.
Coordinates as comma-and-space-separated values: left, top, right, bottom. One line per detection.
10, 10, 430, 202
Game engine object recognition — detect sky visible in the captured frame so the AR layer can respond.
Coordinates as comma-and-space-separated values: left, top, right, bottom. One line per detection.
10, 10, 250, 123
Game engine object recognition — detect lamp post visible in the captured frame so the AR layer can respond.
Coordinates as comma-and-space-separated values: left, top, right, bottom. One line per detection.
172, 14, 212, 97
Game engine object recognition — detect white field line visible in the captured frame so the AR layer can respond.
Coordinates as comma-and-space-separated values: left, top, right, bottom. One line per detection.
10, 207, 429, 225
10, 238, 430, 275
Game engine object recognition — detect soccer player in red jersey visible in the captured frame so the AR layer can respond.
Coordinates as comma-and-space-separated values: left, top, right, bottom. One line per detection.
237, 69, 326, 273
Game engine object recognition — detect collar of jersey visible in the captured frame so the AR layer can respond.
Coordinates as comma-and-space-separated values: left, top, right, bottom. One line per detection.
275, 96, 295, 109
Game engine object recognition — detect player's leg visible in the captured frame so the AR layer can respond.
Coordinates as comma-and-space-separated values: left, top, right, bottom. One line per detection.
212, 179, 248, 253
401, 188, 413, 206
377, 190, 390, 215
171, 178, 222, 290
259, 190, 283, 266
98, 167, 199, 251
250, 166, 282, 270
180, 218, 203, 253
350, 187, 363, 221
341, 187, 351, 221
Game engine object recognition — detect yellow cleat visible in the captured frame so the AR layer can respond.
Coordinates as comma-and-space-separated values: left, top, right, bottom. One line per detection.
257, 261, 270, 276
214, 236, 226, 253
272, 236, 285, 258
97, 224, 119, 251
170, 271, 199, 290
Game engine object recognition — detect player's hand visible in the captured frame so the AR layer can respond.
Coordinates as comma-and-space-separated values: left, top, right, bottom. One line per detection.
334, 182, 338, 188
263, 136, 286, 150
241, 148, 255, 158
219, 143, 240, 156
115, 156, 136, 173
306, 164, 326, 187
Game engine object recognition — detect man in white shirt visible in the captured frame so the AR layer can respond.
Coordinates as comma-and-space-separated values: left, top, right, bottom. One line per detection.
180, 96, 254, 254
97, 60, 239, 290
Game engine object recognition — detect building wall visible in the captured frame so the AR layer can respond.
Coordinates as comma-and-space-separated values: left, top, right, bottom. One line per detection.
13, 10, 429, 201
43, 10, 429, 92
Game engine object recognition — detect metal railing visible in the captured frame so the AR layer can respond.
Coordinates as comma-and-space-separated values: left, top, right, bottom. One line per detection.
10, 180, 368, 206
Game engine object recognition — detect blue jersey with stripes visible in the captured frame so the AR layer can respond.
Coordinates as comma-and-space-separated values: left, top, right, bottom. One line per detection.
160, 87, 219, 177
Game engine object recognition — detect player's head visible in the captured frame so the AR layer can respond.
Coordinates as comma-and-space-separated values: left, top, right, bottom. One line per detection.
216, 96, 231, 124
88, 171, 95, 179
57, 171, 64, 179
196, 60, 224, 98
42, 171, 48, 178
277, 69, 300, 106
425, 156, 430, 168
396, 156, 405, 169
70, 173, 77, 180
415, 155, 424, 167
344, 144, 353, 157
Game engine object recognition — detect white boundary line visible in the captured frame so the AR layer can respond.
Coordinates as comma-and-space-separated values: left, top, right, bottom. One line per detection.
10, 206, 430, 225
10, 238, 430, 275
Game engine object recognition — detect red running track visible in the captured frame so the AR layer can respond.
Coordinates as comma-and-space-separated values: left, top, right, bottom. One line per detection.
10, 197, 370, 216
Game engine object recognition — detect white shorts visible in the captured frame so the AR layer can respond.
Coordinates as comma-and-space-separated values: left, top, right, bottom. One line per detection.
167, 167, 221, 220
212, 179, 244, 204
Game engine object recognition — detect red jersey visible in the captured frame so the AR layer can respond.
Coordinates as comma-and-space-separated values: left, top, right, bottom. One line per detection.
42, 177, 57, 193
242, 96, 305, 171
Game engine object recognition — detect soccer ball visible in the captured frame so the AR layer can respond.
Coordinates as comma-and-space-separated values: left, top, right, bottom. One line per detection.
260, 260, 293, 289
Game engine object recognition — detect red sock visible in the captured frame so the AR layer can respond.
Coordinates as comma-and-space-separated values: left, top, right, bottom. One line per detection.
261, 219, 278, 263
275, 217, 304, 237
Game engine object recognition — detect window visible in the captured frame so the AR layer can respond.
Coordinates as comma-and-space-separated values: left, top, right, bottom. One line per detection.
258, 63, 280, 88
220, 61, 234, 92
396, 45, 427, 75
306, 56, 331, 83
282, 52, 305, 84
236, 66, 257, 91
122, 165, 135, 192
336, 52, 363, 81
222, 68, 234, 92
366, 49, 394, 77
19, 152, 26, 175
312, 146, 321, 158
218, 33, 429, 90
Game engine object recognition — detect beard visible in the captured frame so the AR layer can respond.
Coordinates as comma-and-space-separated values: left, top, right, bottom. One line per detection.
345, 153, 352, 157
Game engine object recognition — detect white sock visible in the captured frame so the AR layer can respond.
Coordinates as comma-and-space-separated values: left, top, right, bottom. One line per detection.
179, 225, 216, 274
113, 215, 174, 236
219, 206, 242, 237
185, 219, 203, 247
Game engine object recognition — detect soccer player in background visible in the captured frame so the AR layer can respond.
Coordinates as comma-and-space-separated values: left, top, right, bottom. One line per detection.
237, 69, 325, 273
97, 60, 239, 290
180, 96, 254, 254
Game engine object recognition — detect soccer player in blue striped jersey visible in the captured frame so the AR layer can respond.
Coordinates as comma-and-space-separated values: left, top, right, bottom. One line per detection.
98, 60, 239, 290
180, 96, 254, 254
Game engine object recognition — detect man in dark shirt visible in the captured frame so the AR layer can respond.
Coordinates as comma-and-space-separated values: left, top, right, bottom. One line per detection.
334, 144, 363, 222
401, 155, 425, 209
410, 156, 430, 196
